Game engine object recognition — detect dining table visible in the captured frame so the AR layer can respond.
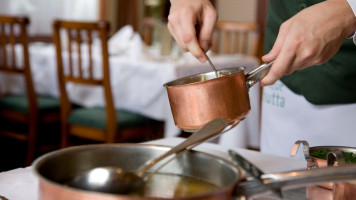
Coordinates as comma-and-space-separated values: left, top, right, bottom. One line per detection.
0, 29, 261, 149
0, 137, 313, 200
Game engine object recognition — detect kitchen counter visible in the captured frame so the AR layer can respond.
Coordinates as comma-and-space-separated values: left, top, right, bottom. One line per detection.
0, 137, 311, 200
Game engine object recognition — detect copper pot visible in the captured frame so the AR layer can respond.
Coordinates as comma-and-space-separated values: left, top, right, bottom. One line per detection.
291, 141, 356, 200
33, 144, 241, 200
32, 143, 356, 200
163, 62, 273, 131
310, 146, 356, 200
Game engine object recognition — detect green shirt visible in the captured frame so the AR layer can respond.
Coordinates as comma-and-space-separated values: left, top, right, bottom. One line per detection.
265, 0, 356, 105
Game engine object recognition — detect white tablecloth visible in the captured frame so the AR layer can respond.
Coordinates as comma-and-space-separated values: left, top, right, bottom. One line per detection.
0, 137, 307, 200
0, 43, 260, 149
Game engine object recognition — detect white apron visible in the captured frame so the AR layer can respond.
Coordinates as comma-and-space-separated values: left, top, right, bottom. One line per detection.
260, 80, 356, 159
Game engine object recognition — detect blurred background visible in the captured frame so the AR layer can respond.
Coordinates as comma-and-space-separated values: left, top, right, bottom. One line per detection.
0, 0, 265, 51
0, 0, 267, 171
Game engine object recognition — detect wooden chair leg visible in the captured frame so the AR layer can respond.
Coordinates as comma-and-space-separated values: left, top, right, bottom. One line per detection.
25, 122, 37, 166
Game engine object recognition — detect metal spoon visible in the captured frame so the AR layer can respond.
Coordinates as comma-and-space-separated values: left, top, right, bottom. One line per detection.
204, 52, 219, 78
69, 118, 229, 194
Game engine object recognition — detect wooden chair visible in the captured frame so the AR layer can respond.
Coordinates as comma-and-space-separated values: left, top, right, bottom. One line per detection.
52, 20, 164, 147
142, 17, 155, 45
211, 21, 260, 56
0, 15, 60, 165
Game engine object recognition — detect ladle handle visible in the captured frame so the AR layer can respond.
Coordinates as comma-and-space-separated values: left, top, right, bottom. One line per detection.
137, 118, 229, 177
245, 61, 274, 89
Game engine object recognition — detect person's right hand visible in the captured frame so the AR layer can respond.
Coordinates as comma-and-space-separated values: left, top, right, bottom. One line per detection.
260, 0, 356, 86
168, 0, 218, 63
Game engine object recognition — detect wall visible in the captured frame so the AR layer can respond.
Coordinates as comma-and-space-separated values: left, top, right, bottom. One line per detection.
217, 0, 257, 22
104, 0, 258, 36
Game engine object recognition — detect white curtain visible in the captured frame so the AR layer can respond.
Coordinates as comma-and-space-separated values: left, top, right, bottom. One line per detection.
0, 0, 99, 35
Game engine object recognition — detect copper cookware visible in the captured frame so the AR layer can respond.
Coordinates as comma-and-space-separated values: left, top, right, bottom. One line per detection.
32, 143, 356, 200
32, 144, 241, 200
163, 62, 273, 131
291, 140, 356, 200
309, 146, 356, 200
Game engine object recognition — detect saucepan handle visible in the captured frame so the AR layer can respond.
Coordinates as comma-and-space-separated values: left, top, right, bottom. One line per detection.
229, 149, 356, 199
245, 61, 274, 89
262, 164, 356, 190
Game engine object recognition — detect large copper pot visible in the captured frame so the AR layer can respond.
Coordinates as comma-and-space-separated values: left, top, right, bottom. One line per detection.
33, 144, 240, 200
309, 146, 356, 200
163, 62, 272, 131
291, 140, 356, 200
32, 143, 356, 200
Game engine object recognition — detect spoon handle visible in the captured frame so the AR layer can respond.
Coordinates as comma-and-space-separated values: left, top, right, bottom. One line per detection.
204, 52, 219, 78
137, 118, 229, 177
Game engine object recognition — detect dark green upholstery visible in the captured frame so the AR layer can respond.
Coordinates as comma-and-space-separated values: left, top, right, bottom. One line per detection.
67, 107, 156, 130
0, 95, 60, 113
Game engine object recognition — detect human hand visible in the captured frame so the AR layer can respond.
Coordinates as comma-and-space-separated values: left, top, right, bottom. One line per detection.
261, 0, 356, 86
167, 0, 217, 63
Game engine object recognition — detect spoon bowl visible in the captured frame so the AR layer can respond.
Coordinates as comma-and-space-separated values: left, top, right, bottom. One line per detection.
68, 118, 230, 194
69, 167, 144, 194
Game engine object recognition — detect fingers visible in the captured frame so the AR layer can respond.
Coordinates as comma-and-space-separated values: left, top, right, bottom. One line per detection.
180, 14, 206, 62
198, 7, 217, 51
261, 21, 295, 86
167, 23, 181, 48
167, 12, 190, 52
168, 11, 205, 62
167, 0, 217, 63
261, 1, 351, 87
260, 47, 295, 86
262, 22, 289, 63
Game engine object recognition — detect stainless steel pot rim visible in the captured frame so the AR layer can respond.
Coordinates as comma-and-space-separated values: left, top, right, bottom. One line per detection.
163, 67, 246, 87
32, 143, 241, 198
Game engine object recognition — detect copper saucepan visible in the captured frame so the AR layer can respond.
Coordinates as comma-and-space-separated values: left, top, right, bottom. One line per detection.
163, 62, 273, 131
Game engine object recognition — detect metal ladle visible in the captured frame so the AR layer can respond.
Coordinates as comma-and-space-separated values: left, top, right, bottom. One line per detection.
69, 118, 230, 194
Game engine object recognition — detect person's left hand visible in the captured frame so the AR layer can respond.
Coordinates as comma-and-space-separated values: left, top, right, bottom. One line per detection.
261, 0, 356, 86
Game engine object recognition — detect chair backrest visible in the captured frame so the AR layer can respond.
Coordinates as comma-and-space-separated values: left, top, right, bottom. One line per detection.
0, 15, 38, 117
211, 21, 260, 56
52, 20, 117, 139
